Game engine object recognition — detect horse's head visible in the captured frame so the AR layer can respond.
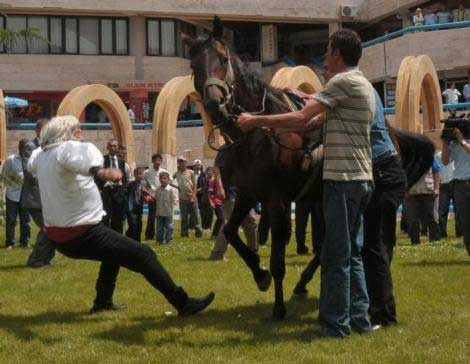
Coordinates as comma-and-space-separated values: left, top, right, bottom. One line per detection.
182, 17, 235, 125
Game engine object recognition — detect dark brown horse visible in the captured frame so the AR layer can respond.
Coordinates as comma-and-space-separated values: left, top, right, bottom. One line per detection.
182, 18, 434, 320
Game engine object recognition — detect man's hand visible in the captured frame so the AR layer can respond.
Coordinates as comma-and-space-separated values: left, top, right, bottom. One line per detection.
236, 113, 257, 132
97, 168, 123, 182
454, 128, 464, 142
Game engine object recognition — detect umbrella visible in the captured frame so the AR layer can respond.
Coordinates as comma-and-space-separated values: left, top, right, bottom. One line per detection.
4, 96, 28, 108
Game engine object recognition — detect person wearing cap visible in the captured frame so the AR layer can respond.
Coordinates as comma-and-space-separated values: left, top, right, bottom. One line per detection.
173, 156, 203, 237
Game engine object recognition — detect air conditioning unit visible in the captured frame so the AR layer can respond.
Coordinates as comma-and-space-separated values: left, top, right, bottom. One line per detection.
340, 5, 358, 18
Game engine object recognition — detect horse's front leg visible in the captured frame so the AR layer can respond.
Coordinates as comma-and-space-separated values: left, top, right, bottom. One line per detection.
225, 196, 272, 291
268, 201, 291, 320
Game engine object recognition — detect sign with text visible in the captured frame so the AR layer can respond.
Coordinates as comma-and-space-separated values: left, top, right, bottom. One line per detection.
261, 25, 278, 63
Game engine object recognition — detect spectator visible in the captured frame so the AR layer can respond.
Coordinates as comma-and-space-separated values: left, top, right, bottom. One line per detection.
96, 139, 128, 234
155, 172, 177, 245
442, 126, 470, 256
207, 167, 223, 240
200, 166, 214, 230
193, 159, 206, 225
436, 151, 461, 238
453, 3, 469, 22
1, 139, 31, 248
442, 83, 461, 104
406, 158, 441, 245
143, 153, 168, 240
126, 167, 145, 242
28, 115, 214, 315
119, 145, 132, 181
413, 8, 425, 26
463, 81, 470, 103
437, 5, 452, 24
127, 106, 136, 123
424, 8, 438, 25
173, 156, 203, 238
25, 119, 56, 268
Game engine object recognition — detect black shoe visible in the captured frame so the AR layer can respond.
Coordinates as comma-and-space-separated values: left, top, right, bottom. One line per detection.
178, 292, 215, 316
297, 245, 309, 255
89, 302, 127, 314
27, 262, 51, 269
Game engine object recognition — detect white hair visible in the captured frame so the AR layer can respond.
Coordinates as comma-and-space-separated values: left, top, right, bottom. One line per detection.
40, 115, 81, 150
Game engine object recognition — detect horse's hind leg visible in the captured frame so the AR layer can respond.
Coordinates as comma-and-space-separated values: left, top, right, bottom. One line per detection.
225, 196, 272, 291
269, 203, 291, 320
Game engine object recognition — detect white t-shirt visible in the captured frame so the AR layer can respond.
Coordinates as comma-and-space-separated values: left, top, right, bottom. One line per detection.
143, 166, 168, 195
128, 109, 136, 122
28, 141, 105, 227
442, 88, 461, 104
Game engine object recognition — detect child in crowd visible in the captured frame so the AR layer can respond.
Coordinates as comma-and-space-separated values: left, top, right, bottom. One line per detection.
155, 172, 177, 244
207, 167, 224, 240
126, 167, 145, 242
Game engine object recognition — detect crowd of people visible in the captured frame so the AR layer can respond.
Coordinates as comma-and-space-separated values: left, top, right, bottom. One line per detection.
412, 2, 470, 26
0, 27, 469, 341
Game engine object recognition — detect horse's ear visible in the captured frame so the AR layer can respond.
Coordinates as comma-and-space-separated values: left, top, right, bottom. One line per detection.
180, 32, 195, 47
213, 16, 223, 39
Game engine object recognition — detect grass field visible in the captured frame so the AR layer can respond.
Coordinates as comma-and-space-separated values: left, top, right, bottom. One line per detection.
0, 220, 469, 363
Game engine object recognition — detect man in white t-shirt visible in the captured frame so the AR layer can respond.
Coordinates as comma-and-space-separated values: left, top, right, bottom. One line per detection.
463, 82, 470, 103
127, 107, 136, 123
28, 115, 214, 315
442, 83, 461, 104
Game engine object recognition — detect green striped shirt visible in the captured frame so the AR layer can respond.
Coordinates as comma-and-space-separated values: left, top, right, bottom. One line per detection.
313, 68, 375, 181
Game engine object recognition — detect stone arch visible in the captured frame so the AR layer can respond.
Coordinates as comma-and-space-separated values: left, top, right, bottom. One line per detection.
395, 55, 443, 133
57, 84, 135, 164
153, 75, 220, 168
270, 66, 323, 94
0, 89, 6, 161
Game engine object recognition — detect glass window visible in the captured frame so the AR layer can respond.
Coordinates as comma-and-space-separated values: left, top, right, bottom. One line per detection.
50, 17, 62, 53
65, 18, 78, 53
147, 20, 160, 55
28, 16, 48, 53
0, 17, 4, 52
161, 20, 175, 56
100, 19, 113, 54
79, 18, 99, 54
7, 15, 27, 53
175, 21, 184, 57
115, 19, 127, 54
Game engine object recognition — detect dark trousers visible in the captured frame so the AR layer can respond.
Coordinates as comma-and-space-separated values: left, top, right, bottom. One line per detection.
453, 180, 470, 255
5, 197, 30, 247
211, 205, 224, 238
102, 186, 126, 234
200, 200, 214, 230
362, 180, 406, 326
295, 198, 315, 250
126, 210, 143, 242
179, 200, 202, 237
52, 224, 179, 306
407, 194, 440, 244
26, 208, 55, 266
145, 200, 156, 239
438, 182, 461, 238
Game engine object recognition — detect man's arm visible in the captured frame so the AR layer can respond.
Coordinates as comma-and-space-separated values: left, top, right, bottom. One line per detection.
442, 140, 451, 165
191, 172, 197, 201
433, 171, 440, 195
236, 98, 327, 132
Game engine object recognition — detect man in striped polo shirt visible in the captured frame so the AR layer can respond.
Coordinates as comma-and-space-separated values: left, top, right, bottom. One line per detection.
237, 29, 375, 338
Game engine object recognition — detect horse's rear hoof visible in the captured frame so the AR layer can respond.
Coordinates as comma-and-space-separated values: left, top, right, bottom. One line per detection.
256, 270, 272, 292
293, 284, 308, 298
273, 305, 287, 320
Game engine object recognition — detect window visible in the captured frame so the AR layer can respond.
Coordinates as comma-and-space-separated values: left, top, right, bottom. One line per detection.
65, 18, 78, 53
0, 15, 128, 55
100, 18, 113, 54
79, 18, 99, 54
146, 19, 195, 57
7, 15, 27, 53
50, 17, 63, 53
28, 16, 48, 53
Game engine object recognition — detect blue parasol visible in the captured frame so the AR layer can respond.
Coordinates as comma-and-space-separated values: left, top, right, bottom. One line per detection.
4, 96, 29, 108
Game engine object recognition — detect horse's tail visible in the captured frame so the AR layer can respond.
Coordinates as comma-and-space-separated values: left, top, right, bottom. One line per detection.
387, 121, 435, 189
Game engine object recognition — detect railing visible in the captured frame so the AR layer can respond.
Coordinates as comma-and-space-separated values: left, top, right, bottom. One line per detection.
6, 119, 204, 130
383, 102, 470, 115
363, 20, 470, 48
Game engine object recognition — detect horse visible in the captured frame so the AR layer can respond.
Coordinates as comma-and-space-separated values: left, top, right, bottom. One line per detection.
182, 18, 434, 320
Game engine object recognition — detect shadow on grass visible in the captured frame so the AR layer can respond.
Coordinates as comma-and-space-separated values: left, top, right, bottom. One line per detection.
403, 259, 470, 267
0, 264, 28, 272
0, 310, 99, 343
91, 296, 321, 347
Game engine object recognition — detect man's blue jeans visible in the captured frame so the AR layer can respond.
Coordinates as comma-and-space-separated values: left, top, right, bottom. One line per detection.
319, 180, 372, 337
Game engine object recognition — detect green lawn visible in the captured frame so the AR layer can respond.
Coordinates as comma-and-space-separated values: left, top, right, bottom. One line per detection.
0, 220, 469, 363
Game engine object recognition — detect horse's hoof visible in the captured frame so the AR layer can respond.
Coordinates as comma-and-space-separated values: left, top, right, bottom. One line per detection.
293, 284, 308, 298
255, 270, 272, 292
272, 305, 287, 320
